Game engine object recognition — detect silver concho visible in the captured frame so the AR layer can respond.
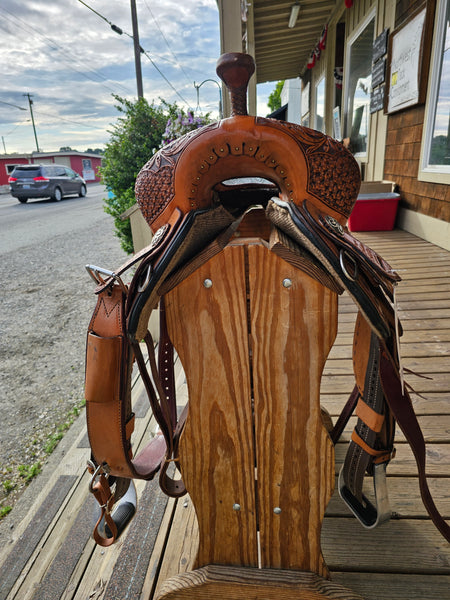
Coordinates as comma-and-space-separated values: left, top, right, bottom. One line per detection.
149, 224, 170, 250
324, 215, 344, 236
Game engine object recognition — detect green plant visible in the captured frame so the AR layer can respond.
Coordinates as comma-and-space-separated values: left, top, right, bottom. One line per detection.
44, 400, 86, 455
267, 80, 285, 113
3, 480, 14, 493
0, 506, 12, 519
18, 462, 42, 483
101, 95, 211, 253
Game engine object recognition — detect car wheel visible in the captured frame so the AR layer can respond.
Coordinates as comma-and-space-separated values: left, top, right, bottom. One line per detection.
18, 197, 28, 203
53, 187, 62, 201
79, 184, 87, 197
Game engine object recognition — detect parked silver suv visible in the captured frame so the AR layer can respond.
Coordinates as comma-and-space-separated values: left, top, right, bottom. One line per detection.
8, 164, 87, 203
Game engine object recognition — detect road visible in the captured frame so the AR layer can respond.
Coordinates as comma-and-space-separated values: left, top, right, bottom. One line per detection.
0, 183, 112, 254
0, 184, 129, 511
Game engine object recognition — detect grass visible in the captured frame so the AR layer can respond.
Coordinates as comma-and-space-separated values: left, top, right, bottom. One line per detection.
18, 462, 42, 483
0, 506, 12, 518
0, 399, 86, 521
2, 480, 15, 493
44, 400, 85, 455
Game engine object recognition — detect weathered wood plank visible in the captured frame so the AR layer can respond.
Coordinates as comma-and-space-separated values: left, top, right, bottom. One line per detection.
335, 442, 450, 476
323, 356, 450, 375
331, 572, 450, 600
249, 244, 336, 574
321, 372, 449, 394
153, 497, 199, 599
322, 392, 450, 416
330, 414, 450, 443
322, 519, 450, 575
328, 340, 450, 358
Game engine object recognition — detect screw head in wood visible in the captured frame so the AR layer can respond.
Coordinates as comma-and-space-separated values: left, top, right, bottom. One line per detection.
203, 278, 213, 288
282, 278, 292, 288
273, 507, 282, 514
233, 503, 241, 511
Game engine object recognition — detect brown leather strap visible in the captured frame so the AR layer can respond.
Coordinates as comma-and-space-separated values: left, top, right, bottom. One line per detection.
159, 297, 177, 430
379, 345, 450, 542
89, 471, 118, 547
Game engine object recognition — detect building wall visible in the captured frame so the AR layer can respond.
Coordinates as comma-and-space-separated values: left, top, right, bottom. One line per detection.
384, 105, 450, 222
0, 157, 30, 186
383, 0, 450, 224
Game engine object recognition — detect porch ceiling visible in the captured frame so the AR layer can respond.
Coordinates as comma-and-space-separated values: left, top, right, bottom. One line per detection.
253, 0, 337, 83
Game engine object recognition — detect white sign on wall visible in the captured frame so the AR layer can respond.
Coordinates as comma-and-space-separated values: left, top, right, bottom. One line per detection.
387, 9, 426, 113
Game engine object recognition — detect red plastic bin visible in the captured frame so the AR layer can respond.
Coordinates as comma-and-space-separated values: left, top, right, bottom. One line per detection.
348, 192, 400, 232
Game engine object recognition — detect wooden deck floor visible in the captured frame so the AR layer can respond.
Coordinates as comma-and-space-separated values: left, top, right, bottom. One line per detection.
0, 229, 449, 600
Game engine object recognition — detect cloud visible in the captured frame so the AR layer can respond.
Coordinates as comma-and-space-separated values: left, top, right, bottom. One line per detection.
0, 0, 273, 154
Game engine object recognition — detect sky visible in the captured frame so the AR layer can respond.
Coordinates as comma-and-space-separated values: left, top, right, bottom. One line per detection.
0, 0, 274, 155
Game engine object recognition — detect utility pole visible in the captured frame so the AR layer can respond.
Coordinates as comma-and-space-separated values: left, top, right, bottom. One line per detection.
23, 93, 39, 152
130, 0, 144, 98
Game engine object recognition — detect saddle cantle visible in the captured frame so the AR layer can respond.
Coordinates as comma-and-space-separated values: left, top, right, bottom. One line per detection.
84, 52, 449, 556
135, 53, 360, 233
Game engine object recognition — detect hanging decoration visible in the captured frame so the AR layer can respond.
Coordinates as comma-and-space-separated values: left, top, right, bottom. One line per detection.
334, 67, 343, 88
319, 25, 328, 50
306, 23, 328, 69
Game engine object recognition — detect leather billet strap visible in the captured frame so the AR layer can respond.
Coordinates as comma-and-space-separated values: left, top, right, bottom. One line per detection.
339, 313, 395, 528
85, 205, 241, 505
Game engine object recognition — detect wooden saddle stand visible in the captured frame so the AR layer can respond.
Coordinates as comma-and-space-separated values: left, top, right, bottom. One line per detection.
84, 53, 449, 599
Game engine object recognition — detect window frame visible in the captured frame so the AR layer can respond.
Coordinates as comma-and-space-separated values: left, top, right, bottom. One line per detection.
343, 7, 376, 161
418, 0, 450, 184
314, 75, 326, 133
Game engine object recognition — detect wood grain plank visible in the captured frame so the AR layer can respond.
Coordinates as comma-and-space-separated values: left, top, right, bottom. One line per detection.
249, 245, 337, 575
165, 245, 258, 568
322, 519, 450, 575
331, 572, 450, 600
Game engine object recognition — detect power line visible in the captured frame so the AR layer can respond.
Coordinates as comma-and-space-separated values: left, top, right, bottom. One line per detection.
34, 109, 103, 130
141, 50, 190, 106
142, 0, 193, 87
0, 7, 133, 97
3, 118, 30, 138
0, 99, 27, 111
76, 0, 191, 107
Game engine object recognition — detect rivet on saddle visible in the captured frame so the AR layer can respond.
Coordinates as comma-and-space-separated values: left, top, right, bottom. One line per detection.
84, 52, 449, 597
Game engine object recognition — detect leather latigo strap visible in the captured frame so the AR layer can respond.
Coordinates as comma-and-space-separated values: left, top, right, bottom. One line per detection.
379, 344, 450, 542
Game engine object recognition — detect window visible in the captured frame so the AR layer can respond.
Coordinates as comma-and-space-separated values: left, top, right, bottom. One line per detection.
301, 82, 310, 127
344, 11, 375, 157
315, 76, 326, 132
419, 0, 450, 182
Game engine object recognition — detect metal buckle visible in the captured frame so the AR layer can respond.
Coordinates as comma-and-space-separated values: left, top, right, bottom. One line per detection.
137, 264, 152, 293
338, 463, 391, 529
87, 460, 110, 493
85, 264, 127, 293
339, 249, 358, 281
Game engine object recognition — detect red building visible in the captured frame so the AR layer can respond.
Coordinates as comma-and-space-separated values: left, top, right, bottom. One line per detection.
0, 150, 103, 190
